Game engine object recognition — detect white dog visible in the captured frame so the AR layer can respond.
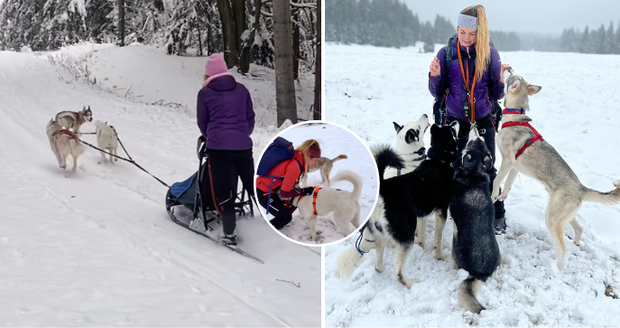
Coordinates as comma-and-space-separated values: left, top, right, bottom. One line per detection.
46, 119, 85, 172
384, 114, 429, 179
292, 170, 362, 242
95, 121, 119, 164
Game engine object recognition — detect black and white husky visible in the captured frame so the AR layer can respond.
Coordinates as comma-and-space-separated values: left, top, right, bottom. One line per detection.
336, 123, 459, 288
451, 127, 500, 314
55, 106, 93, 134
384, 114, 430, 179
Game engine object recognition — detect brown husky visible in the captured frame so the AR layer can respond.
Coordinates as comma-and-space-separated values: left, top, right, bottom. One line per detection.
492, 68, 620, 265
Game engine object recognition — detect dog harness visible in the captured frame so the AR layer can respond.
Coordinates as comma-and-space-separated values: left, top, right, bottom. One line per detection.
54, 129, 78, 139
311, 187, 321, 215
501, 121, 544, 159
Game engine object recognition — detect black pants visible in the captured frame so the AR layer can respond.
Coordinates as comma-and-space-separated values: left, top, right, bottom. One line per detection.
204, 149, 254, 235
446, 115, 506, 219
256, 188, 293, 230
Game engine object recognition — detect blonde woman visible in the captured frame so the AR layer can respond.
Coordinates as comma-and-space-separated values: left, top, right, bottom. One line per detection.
256, 139, 321, 229
428, 4, 511, 234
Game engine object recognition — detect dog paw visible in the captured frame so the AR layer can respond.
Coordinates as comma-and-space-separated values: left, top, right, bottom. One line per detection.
415, 241, 425, 249
374, 264, 385, 273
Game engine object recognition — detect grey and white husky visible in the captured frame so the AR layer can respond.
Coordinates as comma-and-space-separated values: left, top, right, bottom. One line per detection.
384, 114, 430, 179
493, 68, 620, 265
95, 121, 119, 164
46, 119, 85, 172
55, 106, 93, 134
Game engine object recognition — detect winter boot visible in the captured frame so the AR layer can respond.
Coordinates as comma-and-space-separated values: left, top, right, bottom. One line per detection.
494, 198, 507, 235
222, 233, 237, 247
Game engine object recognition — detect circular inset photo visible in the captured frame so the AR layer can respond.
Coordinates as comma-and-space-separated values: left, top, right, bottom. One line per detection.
255, 121, 379, 246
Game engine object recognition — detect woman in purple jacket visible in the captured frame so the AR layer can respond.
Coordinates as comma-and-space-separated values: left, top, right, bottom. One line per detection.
197, 53, 255, 246
428, 4, 511, 234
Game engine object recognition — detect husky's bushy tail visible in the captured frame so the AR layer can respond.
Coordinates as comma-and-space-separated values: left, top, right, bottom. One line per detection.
331, 154, 348, 162
457, 276, 486, 314
581, 180, 620, 205
331, 170, 363, 201
372, 144, 405, 183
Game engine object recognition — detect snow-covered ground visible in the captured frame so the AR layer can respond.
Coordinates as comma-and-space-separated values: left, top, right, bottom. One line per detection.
257, 122, 379, 246
324, 42, 620, 327
0, 43, 319, 326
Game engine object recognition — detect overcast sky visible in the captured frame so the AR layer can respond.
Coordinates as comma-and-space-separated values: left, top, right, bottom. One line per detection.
405, 0, 620, 35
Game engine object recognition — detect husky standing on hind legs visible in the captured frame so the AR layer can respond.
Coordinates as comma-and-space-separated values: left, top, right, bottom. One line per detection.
493, 67, 620, 265
451, 127, 500, 314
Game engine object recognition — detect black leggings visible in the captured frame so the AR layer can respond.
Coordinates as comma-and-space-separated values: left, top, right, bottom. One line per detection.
446, 115, 506, 219
256, 188, 293, 230
204, 149, 254, 235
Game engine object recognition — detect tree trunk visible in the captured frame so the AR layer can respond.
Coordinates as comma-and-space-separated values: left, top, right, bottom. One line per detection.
313, 0, 321, 120
273, 0, 297, 126
118, 0, 125, 46
232, 0, 249, 73
292, 6, 300, 80
239, 0, 262, 74
217, 0, 237, 68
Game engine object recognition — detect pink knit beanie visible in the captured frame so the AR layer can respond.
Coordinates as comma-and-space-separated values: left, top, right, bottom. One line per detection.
205, 53, 228, 76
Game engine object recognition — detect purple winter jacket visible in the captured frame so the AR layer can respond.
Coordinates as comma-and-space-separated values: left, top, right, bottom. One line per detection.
429, 37, 504, 122
197, 75, 255, 150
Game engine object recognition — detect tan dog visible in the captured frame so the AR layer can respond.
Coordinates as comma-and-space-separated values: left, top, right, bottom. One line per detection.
300, 154, 347, 187
493, 68, 620, 265
46, 119, 85, 172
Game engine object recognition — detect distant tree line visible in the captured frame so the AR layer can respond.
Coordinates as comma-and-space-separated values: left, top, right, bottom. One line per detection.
326, 0, 620, 56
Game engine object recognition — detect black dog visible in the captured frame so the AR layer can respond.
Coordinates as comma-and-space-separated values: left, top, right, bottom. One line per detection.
450, 127, 501, 313
336, 122, 459, 288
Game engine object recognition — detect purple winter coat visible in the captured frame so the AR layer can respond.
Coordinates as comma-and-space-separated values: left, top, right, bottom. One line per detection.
429, 37, 504, 122
197, 75, 255, 150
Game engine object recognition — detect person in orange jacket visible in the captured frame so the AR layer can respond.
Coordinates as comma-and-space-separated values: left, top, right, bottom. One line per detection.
256, 139, 321, 229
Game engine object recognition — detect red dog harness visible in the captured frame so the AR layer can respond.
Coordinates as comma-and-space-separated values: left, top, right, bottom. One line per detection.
501, 121, 544, 159
54, 129, 78, 139
311, 187, 321, 215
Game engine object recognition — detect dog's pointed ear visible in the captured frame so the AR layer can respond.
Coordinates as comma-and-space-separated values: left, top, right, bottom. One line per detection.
509, 80, 520, 92
82, 106, 86, 110
430, 124, 439, 135
527, 85, 542, 96
393, 122, 403, 134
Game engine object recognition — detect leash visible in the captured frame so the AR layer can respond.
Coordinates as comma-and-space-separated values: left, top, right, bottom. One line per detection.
78, 137, 170, 188
354, 227, 367, 255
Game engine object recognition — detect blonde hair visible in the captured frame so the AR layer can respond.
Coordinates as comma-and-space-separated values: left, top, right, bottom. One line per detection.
295, 139, 320, 174
460, 4, 490, 81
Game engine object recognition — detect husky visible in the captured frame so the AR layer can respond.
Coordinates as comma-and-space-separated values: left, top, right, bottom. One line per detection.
46, 118, 85, 172
300, 154, 348, 187
492, 68, 620, 265
292, 170, 362, 242
336, 123, 459, 288
95, 121, 119, 164
384, 114, 430, 179
451, 128, 500, 314
55, 106, 93, 134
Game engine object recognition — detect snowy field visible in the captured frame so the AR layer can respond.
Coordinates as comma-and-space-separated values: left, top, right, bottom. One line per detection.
257, 122, 379, 246
324, 42, 620, 327
0, 43, 319, 326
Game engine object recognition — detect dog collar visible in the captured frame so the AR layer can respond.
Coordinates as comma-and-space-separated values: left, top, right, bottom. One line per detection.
503, 108, 525, 115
